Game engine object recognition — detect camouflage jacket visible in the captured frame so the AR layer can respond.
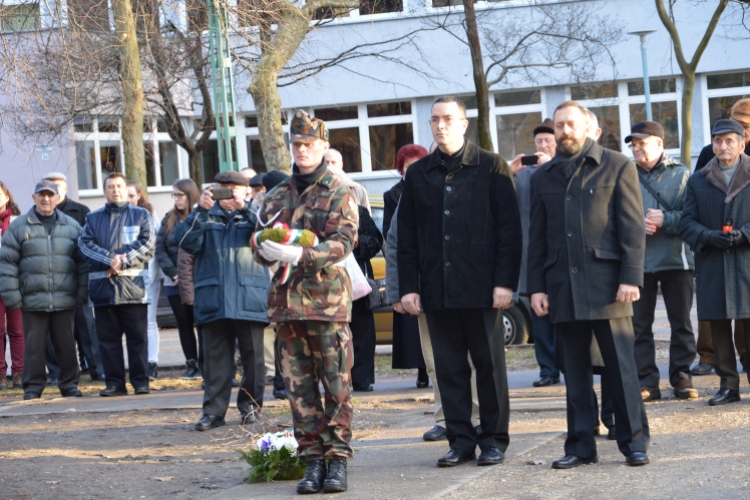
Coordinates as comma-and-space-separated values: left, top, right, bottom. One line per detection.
253, 168, 359, 323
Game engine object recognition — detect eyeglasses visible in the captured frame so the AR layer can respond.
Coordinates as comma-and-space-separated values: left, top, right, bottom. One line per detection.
171, 193, 186, 199
428, 116, 465, 127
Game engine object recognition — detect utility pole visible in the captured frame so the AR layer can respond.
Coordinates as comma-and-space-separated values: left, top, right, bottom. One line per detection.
207, 0, 238, 171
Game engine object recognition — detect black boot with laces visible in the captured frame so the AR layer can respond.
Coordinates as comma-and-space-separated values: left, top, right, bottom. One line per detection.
323, 459, 347, 493
297, 459, 326, 494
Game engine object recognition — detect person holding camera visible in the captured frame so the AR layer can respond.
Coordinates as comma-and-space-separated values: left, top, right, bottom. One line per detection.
176, 171, 270, 431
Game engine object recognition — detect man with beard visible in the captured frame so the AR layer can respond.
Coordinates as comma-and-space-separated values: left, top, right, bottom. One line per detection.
527, 101, 650, 468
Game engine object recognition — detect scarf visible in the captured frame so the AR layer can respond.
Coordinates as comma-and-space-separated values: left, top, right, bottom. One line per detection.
555, 137, 595, 180
0, 206, 12, 234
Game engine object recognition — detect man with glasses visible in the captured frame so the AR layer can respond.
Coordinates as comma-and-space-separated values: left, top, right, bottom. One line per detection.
398, 96, 522, 468
626, 121, 697, 402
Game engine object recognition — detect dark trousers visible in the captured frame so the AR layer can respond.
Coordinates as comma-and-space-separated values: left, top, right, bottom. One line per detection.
74, 305, 103, 377
202, 319, 265, 417
557, 318, 649, 458
531, 309, 559, 379
167, 295, 203, 371
698, 320, 747, 367
633, 270, 696, 387
95, 304, 149, 390
22, 310, 79, 394
350, 298, 376, 388
425, 308, 509, 454
709, 320, 750, 391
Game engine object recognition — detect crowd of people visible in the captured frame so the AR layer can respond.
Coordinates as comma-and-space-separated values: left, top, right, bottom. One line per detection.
1, 94, 750, 494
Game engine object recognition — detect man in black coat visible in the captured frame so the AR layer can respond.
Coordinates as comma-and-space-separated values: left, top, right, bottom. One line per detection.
679, 119, 750, 406
43, 172, 103, 382
527, 101, 650, 469
398, 96, 522, 468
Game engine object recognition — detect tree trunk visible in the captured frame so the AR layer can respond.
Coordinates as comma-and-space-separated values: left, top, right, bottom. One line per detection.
251, 68, 292, 174
680, 72, 695, 168
188, 150, 203, 186
113, 0, 147, 187
462, 0, 493, 152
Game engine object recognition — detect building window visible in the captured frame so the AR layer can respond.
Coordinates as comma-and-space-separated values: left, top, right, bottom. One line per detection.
369, 123, 412, 171
201, 139, 219, 183
359, 0, 403, 15
67, 0, 109, 31
314, 106, 358, 121
570, 83, 618, 101
495, 90, 541, 107
627, 77, 677, 96
328, 128, 362, 173
75, 141, 97, 191
704, 72, 750, 139
1, 3, 40, 31
587, 106, 621, 152
629, 101, 679, 149
492, 89, 545, 160
707, 72, 750, 91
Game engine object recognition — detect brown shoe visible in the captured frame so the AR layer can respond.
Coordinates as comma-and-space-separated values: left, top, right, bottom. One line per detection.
0, 374, 7, 391
640, 385, 661, 401
12, 373, 22, 389
673, 372, 698, 400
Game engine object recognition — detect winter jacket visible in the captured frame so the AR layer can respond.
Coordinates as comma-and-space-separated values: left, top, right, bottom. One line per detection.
385, 203, 400, 305
0, 208, 88, 311
679, 153, 750, 320
56, 197, 90, 228
253, 168, 359, 323
176, 248, 196, 305
353, 205, 383, 278
527, 141, 645, 323
637, 155, 694, 273
695, 143, 750, 170
382, 178, 403, 244
78, 202, 156, 307
176, 202, 270, 325
514, 163, 543, 295
155, 212, 183, 280
397, 141, 522, 312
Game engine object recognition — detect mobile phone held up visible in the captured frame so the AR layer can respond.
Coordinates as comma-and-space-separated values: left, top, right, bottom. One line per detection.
521, 154, 539, 166
212, 187, 234, 200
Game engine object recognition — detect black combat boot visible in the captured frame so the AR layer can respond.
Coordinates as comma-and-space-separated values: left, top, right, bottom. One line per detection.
297, 459, 326, 494
322, 459, 347, 493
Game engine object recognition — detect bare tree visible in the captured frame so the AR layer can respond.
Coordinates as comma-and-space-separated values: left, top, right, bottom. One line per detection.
656, 0, 730, 166
426, 2, 622, 152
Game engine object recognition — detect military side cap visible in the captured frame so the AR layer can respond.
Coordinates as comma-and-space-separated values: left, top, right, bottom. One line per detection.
214, 170, 249, 186
35, 180, 59, 195
533, 118, 554, 136
625, 121, 665, 143
249, 173, 265, 187
712, 118, 745, 138
290, 110, 329, 141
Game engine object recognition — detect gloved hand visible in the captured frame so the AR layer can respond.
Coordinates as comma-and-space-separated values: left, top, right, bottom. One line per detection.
730, 230, 747, 246
706, 230, 733, 249
260, 240, 303, 264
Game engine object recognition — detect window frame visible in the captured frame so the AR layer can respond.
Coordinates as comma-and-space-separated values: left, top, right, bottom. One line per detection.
701, 72, 750, 147
490, 88, 546, 160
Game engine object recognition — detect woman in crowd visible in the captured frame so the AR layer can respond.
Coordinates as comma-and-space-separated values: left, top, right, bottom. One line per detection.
157, 179, 203, 380
383, 145, 429, 387
0, 181, 22, 390
351, 204, 384, 391
126, 180, 162, 380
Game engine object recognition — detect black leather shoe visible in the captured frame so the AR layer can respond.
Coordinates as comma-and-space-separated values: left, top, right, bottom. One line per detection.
240, 405, 258, 425
23, 391, 41, 400
273, 388, 287, 400
477, 447, 504, 466
423, 425, 448, 442
195, 414, 226, 431
99, 386, 128, 397
323, 459, 347, 493
552, 455, 598, 469
708, 388, 741, 406
607, 427, 616, 440
134, 386, 150, 395
437, 449, 476, 468
533, 376, 560, 387
626, 452, 650, 466
593, 425, 601, 436
352, 385, 373, 392
691, 362, 713, 376
60, 387, 82, 398
416, 380, 429, 389
297, 459, 326, 494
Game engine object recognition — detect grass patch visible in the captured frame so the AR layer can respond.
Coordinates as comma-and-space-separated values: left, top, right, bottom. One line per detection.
374, 355, 417, 378
505, 346, 539, 371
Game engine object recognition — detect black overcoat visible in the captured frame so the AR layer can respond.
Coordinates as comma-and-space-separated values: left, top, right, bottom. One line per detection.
526, 142, 645, 324
679, 153, 750, 320
397, 141, 522, 312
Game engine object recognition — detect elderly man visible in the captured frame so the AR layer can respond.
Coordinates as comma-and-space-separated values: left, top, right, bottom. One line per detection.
79, 172, 155, 397
691, 98, 750, 376
0, 181, 88, 400
324, 148, 371, 214
253, 111, 358, 494
680, 119, 750, 406
399, 96, 522, 468
625, 122, 698, 402
528, 101, 649, 468
515, 118, 559, 388
42, 172, 103, 381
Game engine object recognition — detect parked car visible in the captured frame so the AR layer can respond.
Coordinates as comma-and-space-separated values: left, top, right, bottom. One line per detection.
368, 194, 532, 346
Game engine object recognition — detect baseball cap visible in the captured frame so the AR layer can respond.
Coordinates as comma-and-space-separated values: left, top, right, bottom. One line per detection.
35, 180, 59, 195
214, 170, 249, 186
43, 172, 67, 182
290, 110, 329, 142
712, 119, 745, 138
625, 121, 665, 143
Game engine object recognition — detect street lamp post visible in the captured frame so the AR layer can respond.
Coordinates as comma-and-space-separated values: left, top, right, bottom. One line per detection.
628, 30, 657, 121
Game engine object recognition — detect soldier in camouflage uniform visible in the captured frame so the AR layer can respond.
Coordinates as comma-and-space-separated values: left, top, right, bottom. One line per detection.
254, 110, 359, 495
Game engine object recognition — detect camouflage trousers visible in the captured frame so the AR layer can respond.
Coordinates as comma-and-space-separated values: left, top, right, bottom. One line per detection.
276, 320, 354, 460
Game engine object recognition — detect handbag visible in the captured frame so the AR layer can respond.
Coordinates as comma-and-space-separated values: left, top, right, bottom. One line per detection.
336, 253, 372, 301
364, 265, 388, 311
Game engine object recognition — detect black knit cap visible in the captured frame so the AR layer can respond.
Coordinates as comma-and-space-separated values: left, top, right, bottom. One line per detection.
262, 171, 289, 191
625, 121, 665, 143
214, 170, 248, 186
